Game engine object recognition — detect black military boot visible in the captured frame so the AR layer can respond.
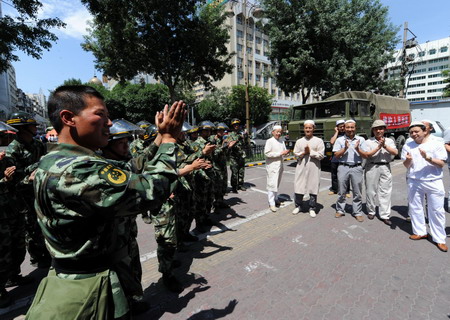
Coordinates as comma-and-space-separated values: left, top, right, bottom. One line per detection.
5, 274, 33, 288
0, 289, 12, 308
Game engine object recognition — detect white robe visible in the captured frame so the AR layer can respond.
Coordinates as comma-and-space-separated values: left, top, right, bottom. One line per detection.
264, 137, 286, 192
293, 136, 325, 194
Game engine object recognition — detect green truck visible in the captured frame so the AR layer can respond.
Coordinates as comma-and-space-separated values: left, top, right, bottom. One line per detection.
287, 91, 411, 161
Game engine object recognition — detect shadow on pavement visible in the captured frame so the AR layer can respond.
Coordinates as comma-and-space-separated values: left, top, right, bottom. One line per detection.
187, 299, 238, 319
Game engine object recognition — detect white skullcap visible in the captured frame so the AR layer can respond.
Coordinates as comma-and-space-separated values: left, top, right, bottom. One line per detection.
272, 125, 282, 131
336, 119, 345, 126
345, 119, 356, 124
304, 120, 315, 127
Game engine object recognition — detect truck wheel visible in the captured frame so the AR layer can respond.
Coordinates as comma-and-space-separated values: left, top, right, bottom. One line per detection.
395, 135, 406, 159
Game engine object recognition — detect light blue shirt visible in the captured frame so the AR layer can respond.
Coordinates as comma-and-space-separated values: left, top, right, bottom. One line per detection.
332, 135, 366, 165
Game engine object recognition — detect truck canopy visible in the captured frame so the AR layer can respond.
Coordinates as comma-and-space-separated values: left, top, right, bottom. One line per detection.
325, 91, 410, 116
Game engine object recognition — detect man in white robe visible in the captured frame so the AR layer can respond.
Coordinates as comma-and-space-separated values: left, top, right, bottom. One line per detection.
264, 125, 290, 212
292, 120, 325, 217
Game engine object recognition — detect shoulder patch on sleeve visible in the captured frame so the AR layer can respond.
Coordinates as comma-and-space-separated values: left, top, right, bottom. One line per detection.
99, 164, 129, 186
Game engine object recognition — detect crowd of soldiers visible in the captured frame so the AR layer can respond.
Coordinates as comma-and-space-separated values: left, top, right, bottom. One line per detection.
0, 85, 253, 318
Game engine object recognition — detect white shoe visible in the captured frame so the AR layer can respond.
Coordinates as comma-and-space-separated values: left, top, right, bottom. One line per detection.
309, 210, 316, 218
292, 207, 300, 215
270, 206, 277, 212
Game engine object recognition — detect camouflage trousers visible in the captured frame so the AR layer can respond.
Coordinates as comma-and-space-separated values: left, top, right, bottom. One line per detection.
0, 215, 26, 288
193, 173, 214, 225
214, 165, 228, 204
152, 200, 177, 275
175, 191, 193, 243
229, 155, 245, 189
115, 218, 143, 301
23, 196, 51, 265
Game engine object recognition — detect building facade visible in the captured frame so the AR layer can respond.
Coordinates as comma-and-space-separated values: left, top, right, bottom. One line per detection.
195, 0, 308, 121
384, 37, 450, 102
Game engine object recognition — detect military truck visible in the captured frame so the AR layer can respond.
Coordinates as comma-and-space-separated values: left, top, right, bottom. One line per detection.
287, 91, 411, 161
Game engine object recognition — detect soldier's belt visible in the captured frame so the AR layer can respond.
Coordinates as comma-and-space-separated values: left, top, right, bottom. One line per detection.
52, 245, 129, 274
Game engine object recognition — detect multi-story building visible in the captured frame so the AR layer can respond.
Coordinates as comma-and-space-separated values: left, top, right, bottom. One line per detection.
384, 37, 450, 102
0, 63, 18, 120
195, 0, 307, 121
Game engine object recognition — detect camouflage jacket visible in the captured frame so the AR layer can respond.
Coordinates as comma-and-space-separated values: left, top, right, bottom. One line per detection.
33, 142, 178, 262
0, 158, 17, 219
209, 135, 228, 169
226, 131, 249, 158
129, 138, 150, 158
6, 136, 46, 187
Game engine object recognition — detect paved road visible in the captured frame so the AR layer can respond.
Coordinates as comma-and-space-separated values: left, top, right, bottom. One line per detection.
3, 159, 450, 319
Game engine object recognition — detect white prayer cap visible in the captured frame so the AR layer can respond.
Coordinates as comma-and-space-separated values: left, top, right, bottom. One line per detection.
272, 125, 282, 131
345, 119, 356, 124
304, 120, 315, 127
335, 119, 345, 126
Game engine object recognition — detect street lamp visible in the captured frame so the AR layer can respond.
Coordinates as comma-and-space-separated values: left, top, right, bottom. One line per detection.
228, 0, 264, 134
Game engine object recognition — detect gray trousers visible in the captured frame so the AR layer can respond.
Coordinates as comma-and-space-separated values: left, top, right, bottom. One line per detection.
336, 165, 363, 216
365, 164, 392, 219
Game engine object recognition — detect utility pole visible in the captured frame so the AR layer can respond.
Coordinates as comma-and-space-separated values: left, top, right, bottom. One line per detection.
399, 22, 408, 99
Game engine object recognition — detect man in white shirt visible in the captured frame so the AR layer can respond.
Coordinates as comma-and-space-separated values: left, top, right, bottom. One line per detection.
360, 120, 398, 225
333, 120, 366, 222
401, 121, 448, 252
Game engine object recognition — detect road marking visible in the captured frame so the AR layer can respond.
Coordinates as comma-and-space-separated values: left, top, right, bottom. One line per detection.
244, 260, 277, 273
292, 235, 308, 247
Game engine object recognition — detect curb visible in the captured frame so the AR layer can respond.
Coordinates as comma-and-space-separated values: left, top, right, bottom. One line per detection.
245, 157, 296, 167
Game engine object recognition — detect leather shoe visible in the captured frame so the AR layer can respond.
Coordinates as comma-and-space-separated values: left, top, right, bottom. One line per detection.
239, 186, 247, 191
355, 215, 364, 222
367, 214, 375, 220
381, 218, 392, 226
270, 206, 277, 212
409, 234, 428, 240
335, 212, 345, 218
437, 243, 448, 252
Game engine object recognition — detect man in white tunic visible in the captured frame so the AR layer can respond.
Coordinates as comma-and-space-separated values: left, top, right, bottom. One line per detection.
360, 120, 398, 225
401, 121, 448, 252
292, 120, 325, 217
264, 125, 290, 212
444, 128, 450, 211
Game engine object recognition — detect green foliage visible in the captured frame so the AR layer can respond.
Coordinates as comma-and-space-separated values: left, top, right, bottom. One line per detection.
81, 0, 233, 101
57, 79, 170, 123
262, 0, 399, 102
443, 70, 450, 98
198, 86, 273, 126
62, 78, 84, 86
0, 0, 65, 72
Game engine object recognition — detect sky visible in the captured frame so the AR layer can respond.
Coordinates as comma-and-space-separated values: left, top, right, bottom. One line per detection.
3, 0, 450, 96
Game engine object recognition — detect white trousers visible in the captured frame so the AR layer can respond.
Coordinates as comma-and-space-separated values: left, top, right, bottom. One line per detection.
407, 179, 446, 244
268, 191, 278, 206
365, 164, 392, 219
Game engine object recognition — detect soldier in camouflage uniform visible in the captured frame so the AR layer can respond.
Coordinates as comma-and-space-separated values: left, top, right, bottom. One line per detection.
0, 126, 24, 307
210, 123, 230, 211
6, 112, 51, 279
100, 119, 148, 313
129, 124, 157, 158
26, 86, 185, 319
151, 122, 210, 293
227, 118, 249, 193
191, 121, 217, 231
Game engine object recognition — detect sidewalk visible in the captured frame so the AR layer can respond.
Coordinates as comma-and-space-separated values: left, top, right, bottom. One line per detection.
2, 161, 450, 319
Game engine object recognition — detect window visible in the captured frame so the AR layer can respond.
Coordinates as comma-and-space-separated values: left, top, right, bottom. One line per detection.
247, 47, 252, 54
255, 62, 260, 69
237, 44, 243, 52
440, 46, 448, 53
236, 30, 243, 38
256, 37, 261, 44
427, 88, 443, 93
247, 33, 253, 40
237, 57, 243, 65
429, 49, 436, 55
236, 15, 243, 24
271, 89, 275, 95
255, 49, 261, 54
410, 76, 426, 81
418, 51, 425, 57
408, 83, 425, 88
256, 74, 261, 82
247, 60, 252, 68
264, 76, 268, 83
238, 71, 244, 79
409, 90, 425, 95
428, 81, 443, 86
248, 73, 252, 80
263, 40, 269, 47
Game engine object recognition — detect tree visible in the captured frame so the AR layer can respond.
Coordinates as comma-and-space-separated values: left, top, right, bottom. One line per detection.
81, 0, 233, 101
228, 85, 273, 127
197, 87, 231, 122
443, 70, 450, 98
261, 0, 399, 103
0, 0, 65, 72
